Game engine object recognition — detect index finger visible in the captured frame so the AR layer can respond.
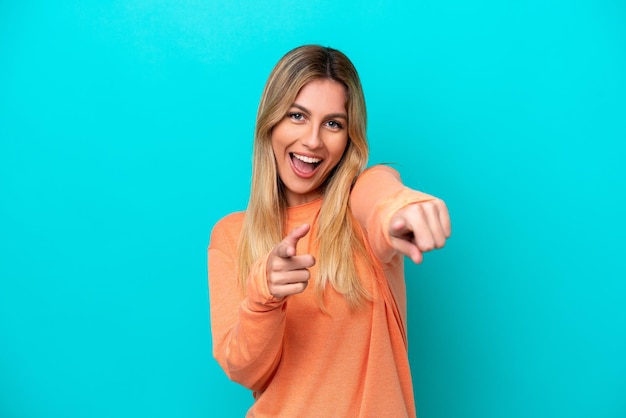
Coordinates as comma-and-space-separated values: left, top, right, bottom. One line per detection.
275, 224, 311, 258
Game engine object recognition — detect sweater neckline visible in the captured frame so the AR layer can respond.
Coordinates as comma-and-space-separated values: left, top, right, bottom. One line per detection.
286, 197, 323, 211
285, 197, 323, 225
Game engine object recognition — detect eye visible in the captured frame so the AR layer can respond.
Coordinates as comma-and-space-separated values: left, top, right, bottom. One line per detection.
288, 112, 304, 121
326, 120, 344, 130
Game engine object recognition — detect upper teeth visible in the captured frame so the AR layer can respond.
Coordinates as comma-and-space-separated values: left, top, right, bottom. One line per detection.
293, 153, 321, 164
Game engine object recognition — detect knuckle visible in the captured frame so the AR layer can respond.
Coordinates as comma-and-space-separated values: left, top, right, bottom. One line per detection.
423, 201, 437, 213
268, 273, 279, 285
419, 238, 435, 252
268, 260, 281, 273
268, 284, 279, 296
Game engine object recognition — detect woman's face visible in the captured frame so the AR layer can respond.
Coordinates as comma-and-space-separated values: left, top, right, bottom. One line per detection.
271, 78, 349, 207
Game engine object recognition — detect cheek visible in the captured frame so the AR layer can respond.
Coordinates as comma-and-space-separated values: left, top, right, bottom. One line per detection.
330, 137, 349, 161
270, 126, 287, 153
271, 123, 299, 153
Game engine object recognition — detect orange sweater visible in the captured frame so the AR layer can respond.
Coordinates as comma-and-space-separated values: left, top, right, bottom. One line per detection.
208, 166, 434, 417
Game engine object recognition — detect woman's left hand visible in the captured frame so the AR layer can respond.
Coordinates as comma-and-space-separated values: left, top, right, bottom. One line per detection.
388, 199, 451, 264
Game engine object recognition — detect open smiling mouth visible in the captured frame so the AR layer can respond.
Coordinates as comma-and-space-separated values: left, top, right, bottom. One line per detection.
290, 152, 322, 175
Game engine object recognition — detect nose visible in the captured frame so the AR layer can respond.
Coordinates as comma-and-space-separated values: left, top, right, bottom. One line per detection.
300, 125, 322, 149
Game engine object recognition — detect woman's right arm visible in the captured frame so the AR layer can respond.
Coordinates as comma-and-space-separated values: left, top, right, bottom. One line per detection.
208, 217, 287, 392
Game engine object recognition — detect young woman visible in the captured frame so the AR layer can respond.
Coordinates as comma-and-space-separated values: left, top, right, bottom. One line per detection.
208, 45, 451, 417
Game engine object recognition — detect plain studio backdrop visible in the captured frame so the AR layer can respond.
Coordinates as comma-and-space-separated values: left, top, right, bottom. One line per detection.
1, 1, 625, 417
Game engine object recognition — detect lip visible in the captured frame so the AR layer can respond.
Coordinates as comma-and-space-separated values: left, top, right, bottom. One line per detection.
289, 152, 322, 179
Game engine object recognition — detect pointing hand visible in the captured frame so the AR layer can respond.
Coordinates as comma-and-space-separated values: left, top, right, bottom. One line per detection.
266, 224, 316, 299
389, 199, 451, 264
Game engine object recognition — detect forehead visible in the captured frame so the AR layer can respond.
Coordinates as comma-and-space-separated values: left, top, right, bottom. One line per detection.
293, 79, 347, 114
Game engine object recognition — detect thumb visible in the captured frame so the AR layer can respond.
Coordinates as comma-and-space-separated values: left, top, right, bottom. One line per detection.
277, 224, 310, 258
390, 216, 412, 239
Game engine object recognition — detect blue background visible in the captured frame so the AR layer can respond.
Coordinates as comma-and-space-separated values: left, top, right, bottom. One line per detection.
1, 1, 625, 417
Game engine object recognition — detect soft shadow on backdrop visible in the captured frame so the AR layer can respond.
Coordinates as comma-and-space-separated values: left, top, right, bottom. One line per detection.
1, 1, 625, 417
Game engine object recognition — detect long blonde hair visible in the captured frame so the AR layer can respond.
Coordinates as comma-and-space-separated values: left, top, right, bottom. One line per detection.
238, 45, 371, 309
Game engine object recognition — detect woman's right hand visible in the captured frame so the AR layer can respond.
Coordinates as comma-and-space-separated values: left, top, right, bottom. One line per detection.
266, 224, 316, 299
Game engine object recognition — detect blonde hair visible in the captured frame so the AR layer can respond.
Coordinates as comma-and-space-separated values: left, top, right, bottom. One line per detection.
238, 45, 371, 309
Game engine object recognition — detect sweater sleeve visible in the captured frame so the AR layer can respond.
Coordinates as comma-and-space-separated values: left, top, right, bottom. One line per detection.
208, 216, 286, 392
350, 165, 436, 264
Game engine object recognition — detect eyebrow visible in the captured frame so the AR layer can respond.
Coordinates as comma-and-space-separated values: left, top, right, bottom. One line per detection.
291, 103, 348, 120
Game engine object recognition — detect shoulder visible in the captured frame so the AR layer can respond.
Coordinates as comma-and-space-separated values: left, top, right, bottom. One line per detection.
214, 211, 246, 229
354, 164, 401, 187
351, 164, 403, 201
209, 211, 246, 252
